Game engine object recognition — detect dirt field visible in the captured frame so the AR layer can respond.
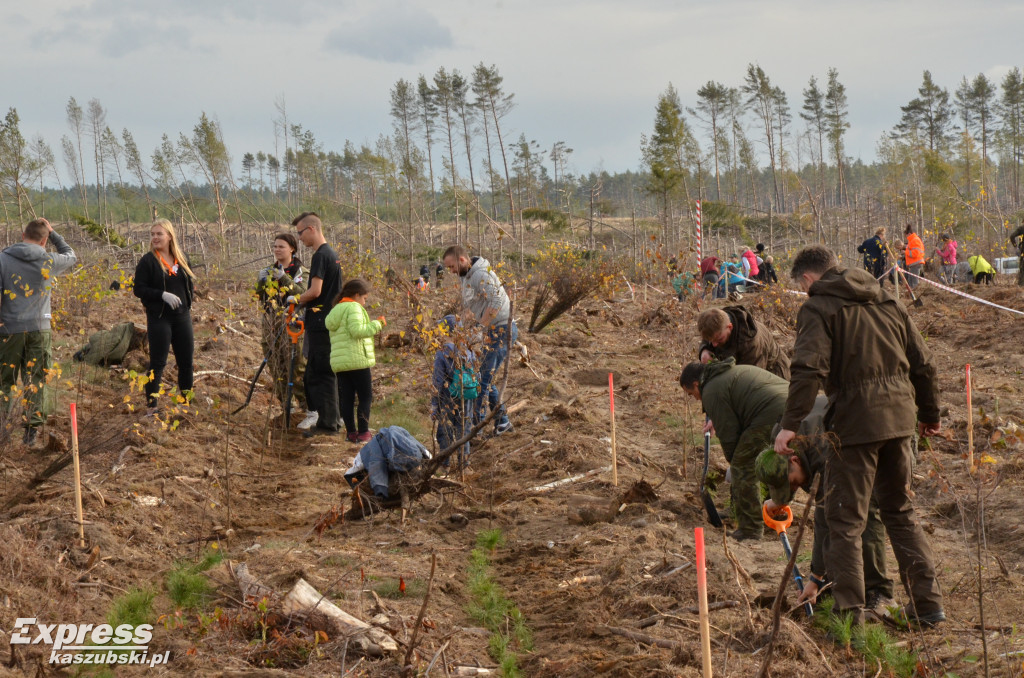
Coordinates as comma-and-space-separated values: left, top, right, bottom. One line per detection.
2, 235, 1024, 678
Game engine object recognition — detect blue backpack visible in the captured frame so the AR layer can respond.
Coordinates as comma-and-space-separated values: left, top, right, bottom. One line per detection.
448, 362, 479, 400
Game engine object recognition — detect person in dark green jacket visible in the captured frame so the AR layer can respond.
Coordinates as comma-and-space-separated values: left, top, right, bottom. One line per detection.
680, 358, 787, 540
325, 278, 386, 443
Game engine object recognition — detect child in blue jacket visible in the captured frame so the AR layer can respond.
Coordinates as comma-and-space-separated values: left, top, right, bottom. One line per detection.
430, 316, 479, 461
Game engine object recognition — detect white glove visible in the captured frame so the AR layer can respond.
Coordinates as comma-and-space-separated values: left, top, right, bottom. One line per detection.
272, 266, 286, 280
285, 295, 297, 306
161, 292, 182, 309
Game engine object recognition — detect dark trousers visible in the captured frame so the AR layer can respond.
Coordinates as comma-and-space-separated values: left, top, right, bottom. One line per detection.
0, 330, 52, 427
436, 393, 472, 452
825, 437, 943, 621
145, 310, 194, 407
813, 500, 894, 598
974, 272, 993, 285
728, 424, 772, 537
476, 321, 517, 426
304, 330, 339, 431
337, 367, 373, 434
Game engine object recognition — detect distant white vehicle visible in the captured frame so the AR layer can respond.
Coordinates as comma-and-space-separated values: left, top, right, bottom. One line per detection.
994, 256, 1020, 276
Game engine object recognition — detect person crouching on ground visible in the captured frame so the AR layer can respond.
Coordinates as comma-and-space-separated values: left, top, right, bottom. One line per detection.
697, 306, 790, 379
255, 233, 316, 429
755, 395, 896, 619
133, 219, 196, 414
431, 315, 479, 459
680, 358, 787, 541
325, 278, 385, 443
967, 253, 995, 285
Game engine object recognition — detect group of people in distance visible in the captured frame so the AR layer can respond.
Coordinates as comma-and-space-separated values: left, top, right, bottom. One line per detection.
251, 215, 517, 447
686, 243, 779, 302
859, 223, 999, 287
0, 213, 517, 462
680, 243, 946, 631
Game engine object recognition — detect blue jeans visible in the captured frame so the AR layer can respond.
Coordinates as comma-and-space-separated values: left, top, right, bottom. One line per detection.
476, 321, 517, 425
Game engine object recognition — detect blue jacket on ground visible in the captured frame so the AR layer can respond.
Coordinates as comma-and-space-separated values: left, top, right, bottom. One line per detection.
348, 426, 430, 498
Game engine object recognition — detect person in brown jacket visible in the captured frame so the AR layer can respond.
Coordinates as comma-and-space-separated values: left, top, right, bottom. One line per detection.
773, 245, 944, 629
697, 306, 790, 379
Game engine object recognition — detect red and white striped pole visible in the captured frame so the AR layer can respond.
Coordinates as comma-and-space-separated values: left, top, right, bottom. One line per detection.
695, 200, 702, 265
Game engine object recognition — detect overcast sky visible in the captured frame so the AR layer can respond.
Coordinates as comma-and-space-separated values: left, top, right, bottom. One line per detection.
4, 0, 1023, 183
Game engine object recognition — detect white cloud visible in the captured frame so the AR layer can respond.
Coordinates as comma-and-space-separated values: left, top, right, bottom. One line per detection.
324, 4, 453, 63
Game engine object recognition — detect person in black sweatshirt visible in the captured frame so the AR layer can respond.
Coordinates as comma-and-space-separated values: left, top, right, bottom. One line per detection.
133, 219, 196, 413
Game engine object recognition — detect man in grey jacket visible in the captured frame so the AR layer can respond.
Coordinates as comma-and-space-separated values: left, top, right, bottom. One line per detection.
442, 245, 516, 435
0, 218, 77, 444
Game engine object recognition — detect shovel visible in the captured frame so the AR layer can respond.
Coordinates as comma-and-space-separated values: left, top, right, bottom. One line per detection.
283, 303, 304, 430
699, 418, 723, 528
763, 502, 813, 616
885, 243, 922, 307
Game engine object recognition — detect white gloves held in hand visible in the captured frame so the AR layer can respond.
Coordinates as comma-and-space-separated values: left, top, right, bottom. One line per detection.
161, 291, 183, 309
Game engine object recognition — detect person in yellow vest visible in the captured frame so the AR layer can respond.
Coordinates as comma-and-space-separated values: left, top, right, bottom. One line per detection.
967, 254, 995, 285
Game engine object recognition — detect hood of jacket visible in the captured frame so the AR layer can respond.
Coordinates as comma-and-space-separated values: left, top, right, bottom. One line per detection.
699, 356, 736, 391
808, 267, 884, 304
3, 242, 51, 264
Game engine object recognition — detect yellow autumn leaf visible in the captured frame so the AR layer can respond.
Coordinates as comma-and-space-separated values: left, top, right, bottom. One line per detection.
980, 454, 999, 465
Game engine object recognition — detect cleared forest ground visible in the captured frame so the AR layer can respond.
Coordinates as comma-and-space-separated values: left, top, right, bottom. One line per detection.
2, 226, 1024, 677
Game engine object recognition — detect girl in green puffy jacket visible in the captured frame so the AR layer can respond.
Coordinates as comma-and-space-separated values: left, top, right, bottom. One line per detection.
325, 278, 386, 442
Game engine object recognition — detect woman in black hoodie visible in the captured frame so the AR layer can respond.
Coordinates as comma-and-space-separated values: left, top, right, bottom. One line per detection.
133, 219, 196, 412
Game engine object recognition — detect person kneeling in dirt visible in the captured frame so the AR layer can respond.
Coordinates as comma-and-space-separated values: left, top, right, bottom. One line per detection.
679, 358, 787, 541
431, 315, 479, 461
697, 306, 790, 379
343, 426, 431, 499
73, 322, 147, 366
755, 395, 896, 618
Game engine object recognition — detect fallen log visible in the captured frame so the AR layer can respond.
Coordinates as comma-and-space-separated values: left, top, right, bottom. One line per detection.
528, 466, 612, 493
597, 624, 679, 649
636, 601, 740, 629
282, 578, 398, 656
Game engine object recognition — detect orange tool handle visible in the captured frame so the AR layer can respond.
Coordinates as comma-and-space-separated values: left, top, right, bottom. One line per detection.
286, 303, 304, 344
762, 502, 793, 534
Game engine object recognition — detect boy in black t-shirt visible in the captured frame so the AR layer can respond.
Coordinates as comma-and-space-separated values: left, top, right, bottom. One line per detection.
292, 212, 343, 435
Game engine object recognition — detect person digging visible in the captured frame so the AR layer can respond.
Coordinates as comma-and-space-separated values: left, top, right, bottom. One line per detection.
755, 395, 896, 620
680, 358, 787, 541
697, 306, 790, 379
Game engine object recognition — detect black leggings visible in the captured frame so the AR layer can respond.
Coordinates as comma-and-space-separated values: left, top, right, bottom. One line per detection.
337, 368, 373, 434
145, 310, 194, 406
974, 272, 993, 285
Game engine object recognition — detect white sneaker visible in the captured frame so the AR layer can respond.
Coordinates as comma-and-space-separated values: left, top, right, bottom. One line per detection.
297, 410, 319, 430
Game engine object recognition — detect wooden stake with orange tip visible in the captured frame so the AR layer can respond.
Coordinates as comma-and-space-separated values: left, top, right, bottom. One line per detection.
609, 373, 618, 486
70, 403, 85, 549
695, 527, 712, 678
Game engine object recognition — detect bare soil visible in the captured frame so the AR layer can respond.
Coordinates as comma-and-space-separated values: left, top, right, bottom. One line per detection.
2, 239, 1024, 677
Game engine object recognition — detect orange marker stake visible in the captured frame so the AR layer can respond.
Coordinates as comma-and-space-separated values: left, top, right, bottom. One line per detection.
70, 403, 85, 549
966, 364, 974, 473
609, 373, 618, 486
695, 528, 712, 678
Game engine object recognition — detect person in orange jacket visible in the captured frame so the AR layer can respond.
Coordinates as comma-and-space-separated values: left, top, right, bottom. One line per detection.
903, 223, 925, 288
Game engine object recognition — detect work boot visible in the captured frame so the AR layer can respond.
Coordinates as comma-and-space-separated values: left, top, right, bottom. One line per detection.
297, 410, 319, 431
729, 529, 762, 542
864, 591, 896, 621
900, 604, 946, 629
